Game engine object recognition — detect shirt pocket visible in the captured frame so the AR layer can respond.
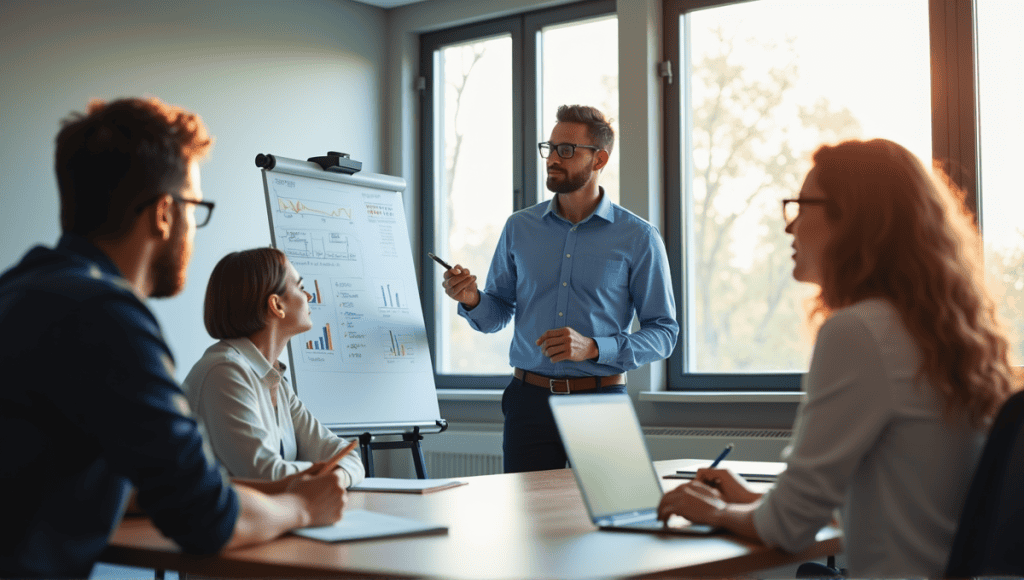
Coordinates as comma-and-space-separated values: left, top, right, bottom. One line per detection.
572, 254, 629, 301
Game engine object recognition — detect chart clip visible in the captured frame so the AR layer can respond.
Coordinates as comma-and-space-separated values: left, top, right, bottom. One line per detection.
308, 151, 362, 175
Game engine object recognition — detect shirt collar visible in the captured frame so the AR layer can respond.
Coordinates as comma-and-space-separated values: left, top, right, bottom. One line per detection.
223, 337, 281, 381
543, 186, 614, 225
57, 232, 124, 278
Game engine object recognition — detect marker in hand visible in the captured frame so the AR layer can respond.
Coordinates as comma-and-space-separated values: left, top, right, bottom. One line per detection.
314, 439, 359, 476
427, 252, 452, 270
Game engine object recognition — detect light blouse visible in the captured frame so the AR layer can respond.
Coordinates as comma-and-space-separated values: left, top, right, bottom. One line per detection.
182, 338, 365, 485
752, 298, 984, 577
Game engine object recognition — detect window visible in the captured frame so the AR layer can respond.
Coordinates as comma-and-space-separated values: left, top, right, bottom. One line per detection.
665, 0, 968, 389
977, 0, 1024, 365
420, 0, 617, 387
538, 15, 619, 204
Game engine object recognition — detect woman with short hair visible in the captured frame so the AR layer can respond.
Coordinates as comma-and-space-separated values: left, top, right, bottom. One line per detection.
658, 139, 1018, 577
183, 247, 364, 486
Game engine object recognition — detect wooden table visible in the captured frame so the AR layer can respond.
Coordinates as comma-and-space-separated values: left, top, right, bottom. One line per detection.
102, 459, 841, 579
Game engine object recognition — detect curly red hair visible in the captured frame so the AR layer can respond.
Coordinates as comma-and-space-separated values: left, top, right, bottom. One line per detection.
810, 139, 1017, 425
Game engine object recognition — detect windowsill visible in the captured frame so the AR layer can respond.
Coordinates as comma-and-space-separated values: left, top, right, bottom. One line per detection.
437, 388, 804, 404
639, 391, 805, 403
437, 388, 504, 402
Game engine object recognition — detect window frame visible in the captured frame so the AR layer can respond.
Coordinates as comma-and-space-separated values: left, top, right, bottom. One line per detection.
419, 0, 617, 389
662, 0, 980, 390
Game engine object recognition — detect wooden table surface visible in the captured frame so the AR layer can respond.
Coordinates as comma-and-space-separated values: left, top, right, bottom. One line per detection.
102, 459, 841, 579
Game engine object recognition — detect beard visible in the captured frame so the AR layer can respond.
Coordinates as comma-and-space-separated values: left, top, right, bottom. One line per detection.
150, 217, 191, 299
546, 166, 592, 194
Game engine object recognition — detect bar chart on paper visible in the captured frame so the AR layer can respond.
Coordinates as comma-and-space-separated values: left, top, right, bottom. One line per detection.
376, 281, 407, 311
306, 323, 334, 351
384, 328, 416, 358
309, 279, 325, 304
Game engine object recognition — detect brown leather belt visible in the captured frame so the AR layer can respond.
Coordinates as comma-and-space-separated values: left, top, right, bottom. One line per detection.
514, 368, 626, 394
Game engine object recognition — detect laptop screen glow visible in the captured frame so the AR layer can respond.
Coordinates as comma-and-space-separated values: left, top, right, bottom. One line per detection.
550, 395, 664, 519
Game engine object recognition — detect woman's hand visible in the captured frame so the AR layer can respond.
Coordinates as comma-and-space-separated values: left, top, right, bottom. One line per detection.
285, 468, 348, 528
658, 479, 726, 526
694, 467, 763, 504
658, 472, 765, 543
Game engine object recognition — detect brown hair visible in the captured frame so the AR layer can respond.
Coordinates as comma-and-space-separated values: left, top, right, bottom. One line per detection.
204, 248, 289, 339
555, 104, 615, 154
811, 138, 1017, 425
56, 97, 212, 241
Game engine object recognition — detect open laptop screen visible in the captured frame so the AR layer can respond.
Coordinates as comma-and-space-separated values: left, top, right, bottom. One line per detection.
550, 394, 664, 519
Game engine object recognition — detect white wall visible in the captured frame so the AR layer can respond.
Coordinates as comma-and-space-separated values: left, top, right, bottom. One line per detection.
0, 0, 386, 375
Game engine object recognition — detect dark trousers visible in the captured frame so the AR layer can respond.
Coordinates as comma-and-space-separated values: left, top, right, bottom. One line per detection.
501, 376, 626, 473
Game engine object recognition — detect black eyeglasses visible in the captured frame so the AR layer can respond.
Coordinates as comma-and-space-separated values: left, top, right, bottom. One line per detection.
135, 194, 215, 228
781, 197, 831, 226
538, 141, 603, 159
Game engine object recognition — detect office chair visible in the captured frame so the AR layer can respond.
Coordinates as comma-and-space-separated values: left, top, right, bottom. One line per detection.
944, 389, 1024, 578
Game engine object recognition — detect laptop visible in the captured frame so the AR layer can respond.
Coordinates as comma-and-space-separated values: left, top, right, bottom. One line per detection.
549, 393, 715, 535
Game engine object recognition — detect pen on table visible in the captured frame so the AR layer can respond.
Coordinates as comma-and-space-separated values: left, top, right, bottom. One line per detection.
427, 252, 452, 270
315, 439, 359, 476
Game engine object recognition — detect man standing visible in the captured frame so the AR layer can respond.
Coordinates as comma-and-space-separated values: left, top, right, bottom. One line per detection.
0, 98, 347, 578
442, 105, 678, 473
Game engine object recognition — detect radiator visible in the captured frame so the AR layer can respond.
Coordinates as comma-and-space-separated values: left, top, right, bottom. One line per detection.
417, 424, 792, 479
422, 425, 503, 477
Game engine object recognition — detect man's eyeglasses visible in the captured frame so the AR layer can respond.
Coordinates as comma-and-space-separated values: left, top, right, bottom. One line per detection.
538, 141, 603, 159
135, 194, 215, 228
781, 197, 831, 227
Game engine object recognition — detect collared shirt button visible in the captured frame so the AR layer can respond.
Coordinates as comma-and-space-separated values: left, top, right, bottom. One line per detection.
566, 253, 571, 258
563, 282, 567, 286
559, 312, 563, 316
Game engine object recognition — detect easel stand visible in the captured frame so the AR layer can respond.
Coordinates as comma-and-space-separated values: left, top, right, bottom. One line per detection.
359, 427, 428, 479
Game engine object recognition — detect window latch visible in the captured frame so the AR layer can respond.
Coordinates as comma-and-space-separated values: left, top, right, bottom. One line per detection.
658, 61, 673, 85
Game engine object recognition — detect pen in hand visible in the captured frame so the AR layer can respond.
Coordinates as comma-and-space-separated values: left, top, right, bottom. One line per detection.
427, 252, 452, 270
314, 439, 359, 476
702, 443, 734, 490
709, 443, 734, 468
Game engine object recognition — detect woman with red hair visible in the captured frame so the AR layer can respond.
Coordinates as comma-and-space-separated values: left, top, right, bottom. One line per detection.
658, 139, 1018, 577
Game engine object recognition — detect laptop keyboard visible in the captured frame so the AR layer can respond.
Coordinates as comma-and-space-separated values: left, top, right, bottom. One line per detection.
625, 518, 665, 529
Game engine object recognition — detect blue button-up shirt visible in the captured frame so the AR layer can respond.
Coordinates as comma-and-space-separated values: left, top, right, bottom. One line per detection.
0, 234, 239, 578
459, 192, 679, 377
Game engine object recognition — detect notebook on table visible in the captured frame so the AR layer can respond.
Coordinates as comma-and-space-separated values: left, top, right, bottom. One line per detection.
350, 477, 467, 494
549, 394, 715, 535
292, 509, 447, 542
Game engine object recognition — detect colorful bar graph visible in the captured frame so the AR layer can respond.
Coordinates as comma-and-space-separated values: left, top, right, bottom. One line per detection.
386, 329, 412, 358
305, 323, 333, 351
312, 280, 323, 304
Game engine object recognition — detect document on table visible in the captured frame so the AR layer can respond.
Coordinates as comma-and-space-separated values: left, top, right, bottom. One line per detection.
349, 477, 468, 494
663, 460, 787, 482
292, 509, 447, 542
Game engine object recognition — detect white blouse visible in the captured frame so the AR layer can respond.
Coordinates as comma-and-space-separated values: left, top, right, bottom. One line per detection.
182, 338, 365, 486
752, 298, 984, 578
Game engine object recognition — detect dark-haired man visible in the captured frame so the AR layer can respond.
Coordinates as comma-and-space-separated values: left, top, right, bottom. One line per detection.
442, 105, 678, 473
0, 97, 347, 578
